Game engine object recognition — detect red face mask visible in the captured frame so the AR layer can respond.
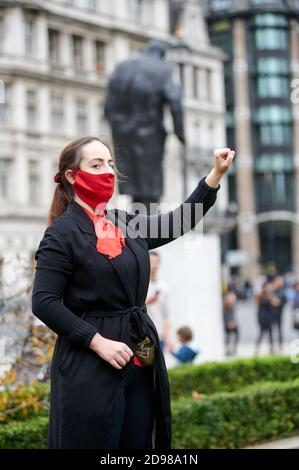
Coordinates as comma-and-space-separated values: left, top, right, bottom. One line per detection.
73, 169, 115, 210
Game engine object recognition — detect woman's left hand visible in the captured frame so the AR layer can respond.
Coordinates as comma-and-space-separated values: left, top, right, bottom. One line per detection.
205, 148, 236, 188
214, 148, 235, 175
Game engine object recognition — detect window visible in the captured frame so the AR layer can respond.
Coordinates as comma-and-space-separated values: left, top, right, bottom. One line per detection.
48, 29, 60, 63
95, 40, 105, 73
72, 35, 84, 71
0, 82, 9, 126
257, 57, 288, 74
210, 0, 232, 11
130, 0, 151, 25
25, 18, 34, 56
255, 154, 294, 210
255, 57, 289, 98
0, 158, 13, 200
193, 67, 199, 99
29, 160, 40, 205
253, 14, 289, 51
257, 76, 289, 98
259, 124, 292, 146
76, 98, 88, 135
178, 63, 185, 95
0, 16, 4, 55
50, 92, 64, 133
254, 105, 291, 124
255, 28, 288, 49
26, 89, 38, 129
88, 0, 97, 11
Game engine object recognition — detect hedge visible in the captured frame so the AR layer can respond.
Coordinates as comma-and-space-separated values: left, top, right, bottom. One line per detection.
1, 379, 299, 449
0, 382, 49, 423
0, 356, 299, 448
168, 355, 299, 399
0, 416, 48, 449
171, 379, 299, 448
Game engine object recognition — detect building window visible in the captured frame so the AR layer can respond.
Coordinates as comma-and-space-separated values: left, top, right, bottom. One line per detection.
193, 67, 199, 98
0, 82, 8, 126
95, 40, 105, 73
254, 153, 294, 211
130, 0, 149, 25
0, 16, 4, 55
88, 0, 97, 11
259, 124, 292, 146
255, 171, 294, 211
257, 76, 289, 98
25, 18, 34, 56
254, 105, 291, 123
178, 63, 185, 95
0, 158, 12, 200
48, 29, 60, 63
76, 98, 88, 135
50, 92, 64, 133
253, 14, 289, 50
29, 160, 40, 205
255, 28, 288, 50
26, 89, 38, 129
72, 35, 84, 71
255, 57, 289, 98
210, 0, 232, 11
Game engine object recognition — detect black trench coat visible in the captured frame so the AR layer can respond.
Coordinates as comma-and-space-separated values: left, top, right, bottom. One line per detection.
31, 176, 220, 449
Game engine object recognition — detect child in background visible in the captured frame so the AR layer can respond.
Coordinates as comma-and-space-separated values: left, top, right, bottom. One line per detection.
169, 326, 199, 365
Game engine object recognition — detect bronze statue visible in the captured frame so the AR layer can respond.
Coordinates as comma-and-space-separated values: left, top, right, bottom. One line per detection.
104, 40, 185, 209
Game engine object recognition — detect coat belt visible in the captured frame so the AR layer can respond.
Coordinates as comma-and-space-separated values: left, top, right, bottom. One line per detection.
80, 305, 150, 343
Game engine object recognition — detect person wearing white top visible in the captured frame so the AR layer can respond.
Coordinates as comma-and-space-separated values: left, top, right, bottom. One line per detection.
145, 252, 173, 352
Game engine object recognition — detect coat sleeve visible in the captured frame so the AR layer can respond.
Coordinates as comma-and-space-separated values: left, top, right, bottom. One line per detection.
31, 227, 99, 348
127, 176, 220, 250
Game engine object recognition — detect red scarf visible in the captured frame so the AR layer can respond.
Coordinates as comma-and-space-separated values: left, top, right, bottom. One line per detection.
83, 207, 126, 259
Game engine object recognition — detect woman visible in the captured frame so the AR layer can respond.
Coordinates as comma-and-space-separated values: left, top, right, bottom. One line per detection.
31, 136, 235, 449
223, 290, 239, 356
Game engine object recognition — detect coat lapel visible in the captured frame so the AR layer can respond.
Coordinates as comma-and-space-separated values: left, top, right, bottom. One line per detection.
65, 200, 149, 305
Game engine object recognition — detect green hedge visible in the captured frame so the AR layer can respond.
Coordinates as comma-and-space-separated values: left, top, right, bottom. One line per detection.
171, 379, 299, 448
168, 355, 299, 399
1, 379, 299, 449
0, 356, 299, 448
0, 416, 48, 449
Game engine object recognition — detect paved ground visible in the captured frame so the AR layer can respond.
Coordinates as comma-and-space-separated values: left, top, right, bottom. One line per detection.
246, 435, 299, 449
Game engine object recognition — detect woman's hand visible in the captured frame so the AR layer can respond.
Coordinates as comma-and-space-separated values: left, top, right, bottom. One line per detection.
205, 148, 236, 188
89, 332, 134, 369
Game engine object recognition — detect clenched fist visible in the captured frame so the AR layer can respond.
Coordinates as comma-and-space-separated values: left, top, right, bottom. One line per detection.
205, 148, 236, 188
214, 148, 235, 176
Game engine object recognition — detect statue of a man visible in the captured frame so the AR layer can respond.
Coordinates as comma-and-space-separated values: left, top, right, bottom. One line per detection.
104, 40, 185, 207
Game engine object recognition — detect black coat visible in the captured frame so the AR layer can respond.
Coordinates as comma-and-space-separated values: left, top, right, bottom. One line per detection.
31, 176, 220, 449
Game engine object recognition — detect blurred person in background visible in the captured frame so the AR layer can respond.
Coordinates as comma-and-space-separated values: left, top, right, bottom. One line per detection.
223, 290, 239, 356
169, 326, 199, 365
291, 280, 299, 333
271, 275, 287, 351
145, 251, 173, 353
255, 282, 279, 355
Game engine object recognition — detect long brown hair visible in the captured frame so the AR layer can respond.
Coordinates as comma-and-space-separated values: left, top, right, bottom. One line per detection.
46, 135, 123, 227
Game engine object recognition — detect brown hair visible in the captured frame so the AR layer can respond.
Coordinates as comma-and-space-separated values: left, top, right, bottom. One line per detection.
177, 326, 193, 343
46, 135, 124, 227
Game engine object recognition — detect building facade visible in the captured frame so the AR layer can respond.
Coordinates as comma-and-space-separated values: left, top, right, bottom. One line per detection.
0, 0, 226, 260
204, 0, 299, 279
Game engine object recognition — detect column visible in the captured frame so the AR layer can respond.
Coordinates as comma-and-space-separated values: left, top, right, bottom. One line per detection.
290, 20, 299, 275
233, 19, 260, 281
